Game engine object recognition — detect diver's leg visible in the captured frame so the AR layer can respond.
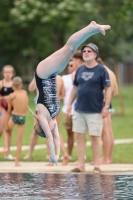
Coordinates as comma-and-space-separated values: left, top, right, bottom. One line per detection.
37, 21, 111, 78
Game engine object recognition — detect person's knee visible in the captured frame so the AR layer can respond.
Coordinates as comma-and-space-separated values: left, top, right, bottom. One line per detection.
76, 133, 85, 140
91, 135, 101, 141
6, 129, 12, 136
37, 113, 42, 122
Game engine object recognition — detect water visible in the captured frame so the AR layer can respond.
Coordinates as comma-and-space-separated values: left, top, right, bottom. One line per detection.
0, 173, 133, 199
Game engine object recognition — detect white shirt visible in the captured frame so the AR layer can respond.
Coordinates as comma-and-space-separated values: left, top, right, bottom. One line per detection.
62, 74, 74, 115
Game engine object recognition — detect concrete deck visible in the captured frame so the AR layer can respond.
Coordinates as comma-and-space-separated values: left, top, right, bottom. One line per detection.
0, 162, 133, 174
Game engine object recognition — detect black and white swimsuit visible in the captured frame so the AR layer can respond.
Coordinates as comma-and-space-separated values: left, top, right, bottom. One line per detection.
35, 72, 60, 118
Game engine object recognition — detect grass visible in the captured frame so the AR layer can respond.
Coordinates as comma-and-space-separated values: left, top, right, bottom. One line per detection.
0, 85, 133, 163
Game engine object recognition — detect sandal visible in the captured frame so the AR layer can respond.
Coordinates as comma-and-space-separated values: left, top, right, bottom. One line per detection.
93, 167, 101, 174
71, 168, 82, 173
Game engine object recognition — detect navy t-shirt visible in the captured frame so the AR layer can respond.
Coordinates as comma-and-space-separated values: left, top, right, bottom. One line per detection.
73, 64, 111, 113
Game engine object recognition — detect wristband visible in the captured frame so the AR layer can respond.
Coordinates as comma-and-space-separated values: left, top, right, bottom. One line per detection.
104, 105, 110, 110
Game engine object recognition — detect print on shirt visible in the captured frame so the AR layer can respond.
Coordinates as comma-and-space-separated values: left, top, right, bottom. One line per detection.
81, 72, 94, 81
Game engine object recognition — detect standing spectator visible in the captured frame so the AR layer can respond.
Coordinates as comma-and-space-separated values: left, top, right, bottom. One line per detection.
71, 50, 85, 80
62, 60, 76, 160
67, 43, 112, 173
97, 57, 118, 164
0, 77, 29, 166
23, 76, 38, 160
0, 65, 15, 160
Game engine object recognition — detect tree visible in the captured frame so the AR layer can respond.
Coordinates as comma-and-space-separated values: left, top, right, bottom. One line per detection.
0, 0, 133, 77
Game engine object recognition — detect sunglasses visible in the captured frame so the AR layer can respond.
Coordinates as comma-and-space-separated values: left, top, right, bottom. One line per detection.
83, 50, 93, 53
68, 64, 73, 67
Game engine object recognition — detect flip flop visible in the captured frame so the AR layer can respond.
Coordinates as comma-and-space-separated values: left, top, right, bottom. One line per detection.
93, 167, 101, 174
71, 168, 82, 173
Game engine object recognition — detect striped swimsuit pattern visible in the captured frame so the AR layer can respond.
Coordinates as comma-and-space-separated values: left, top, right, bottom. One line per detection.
42, 74, 60, 118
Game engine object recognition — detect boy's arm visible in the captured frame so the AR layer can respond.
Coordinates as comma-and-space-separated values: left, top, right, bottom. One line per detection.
0, 81, 2, 91
28, 77, 36, 92
59, 79, 65, 100
5, 96, 13, 132
112, 81, 119, 97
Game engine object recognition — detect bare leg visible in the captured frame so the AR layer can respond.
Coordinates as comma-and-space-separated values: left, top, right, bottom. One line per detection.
37, 22, 111, 78
3, 130, 10, 153
23, 132, 38, 159
52, 119, 60, 161
3, 117, 14, 157
75, 133, 86, 172
15, 124, 25, 166
67, 129, 74, 156
0, 107, 6, 136
90, 136, 102, 172
5, 130, 12, 156
56, 112, 68, 164
45, 143, 54, 166
60, 133, 68, 166
100, 114, 114, 164
37, 104, 57, 163
108, 113, 114, 160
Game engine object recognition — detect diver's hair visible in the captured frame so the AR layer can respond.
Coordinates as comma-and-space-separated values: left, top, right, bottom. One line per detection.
27, 105, 38, 120
27, 105, 46, 138
72, 50, 84, 61
1, 65, 16, 77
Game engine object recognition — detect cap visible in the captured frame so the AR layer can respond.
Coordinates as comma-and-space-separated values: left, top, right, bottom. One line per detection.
81, 43, 99, 58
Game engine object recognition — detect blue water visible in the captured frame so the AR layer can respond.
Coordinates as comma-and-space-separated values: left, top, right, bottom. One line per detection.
0, 173, 133, 199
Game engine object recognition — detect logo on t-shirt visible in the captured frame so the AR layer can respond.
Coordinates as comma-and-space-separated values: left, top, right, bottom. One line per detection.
81, 72, 94, 81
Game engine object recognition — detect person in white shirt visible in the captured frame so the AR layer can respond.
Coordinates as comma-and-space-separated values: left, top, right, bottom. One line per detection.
62, 60, 76, 159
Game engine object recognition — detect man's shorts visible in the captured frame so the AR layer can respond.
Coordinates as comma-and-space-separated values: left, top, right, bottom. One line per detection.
63, 114, 72, 130
72, 111, 103, 136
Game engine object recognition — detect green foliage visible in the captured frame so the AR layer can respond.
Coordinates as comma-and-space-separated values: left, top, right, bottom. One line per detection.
0, 0, 133, 75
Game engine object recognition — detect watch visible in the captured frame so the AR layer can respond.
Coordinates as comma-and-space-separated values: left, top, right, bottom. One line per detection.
104, 105, 110, 110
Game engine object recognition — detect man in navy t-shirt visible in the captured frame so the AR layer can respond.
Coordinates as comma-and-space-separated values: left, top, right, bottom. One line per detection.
67, 43, 112, 173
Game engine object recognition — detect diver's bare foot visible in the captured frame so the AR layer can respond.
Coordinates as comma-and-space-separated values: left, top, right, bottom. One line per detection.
49, 156, 57, 165
70, 160, 79, 166
15, 162, 21, 167
89, 21, 111, 35
55, 154, 59, 162
23, 154, 30, 160
62, 155, 68, 166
